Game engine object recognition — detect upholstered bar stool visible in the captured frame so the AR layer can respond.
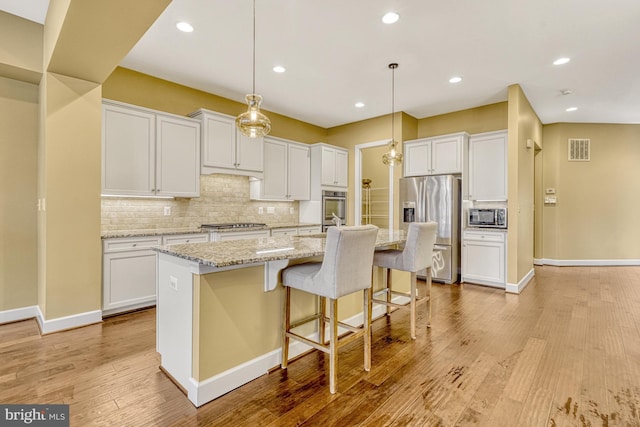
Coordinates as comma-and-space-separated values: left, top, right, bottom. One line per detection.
373, 222, 437, 339
281, 225, 379, 394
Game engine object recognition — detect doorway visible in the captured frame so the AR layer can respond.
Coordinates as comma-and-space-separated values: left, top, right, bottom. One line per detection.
355, 140, 394, 228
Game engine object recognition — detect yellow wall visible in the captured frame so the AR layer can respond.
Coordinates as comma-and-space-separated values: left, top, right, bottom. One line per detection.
418, 102, 508, 138
0, 11, 43, 84
540, 123, 640, 260
103, 67, 327, 144
0, 77, 39, 311
507, 85, 541, 284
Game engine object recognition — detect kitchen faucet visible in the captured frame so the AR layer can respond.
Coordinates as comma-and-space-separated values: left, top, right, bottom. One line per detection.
331, 213, 341, 228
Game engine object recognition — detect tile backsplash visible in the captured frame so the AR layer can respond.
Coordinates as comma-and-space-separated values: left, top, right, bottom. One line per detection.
101, 174, 299, 232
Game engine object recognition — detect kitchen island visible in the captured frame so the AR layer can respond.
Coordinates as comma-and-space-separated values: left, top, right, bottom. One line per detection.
154, 229, 407, 407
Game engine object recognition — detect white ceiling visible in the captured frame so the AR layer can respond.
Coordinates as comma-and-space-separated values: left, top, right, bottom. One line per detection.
2, 0, 639, 128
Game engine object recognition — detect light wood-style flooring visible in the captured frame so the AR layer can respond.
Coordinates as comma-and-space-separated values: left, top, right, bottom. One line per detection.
1, 266, 640, 426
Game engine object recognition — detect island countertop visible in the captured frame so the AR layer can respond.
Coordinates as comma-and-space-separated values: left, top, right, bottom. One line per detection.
153, 228, 406, 269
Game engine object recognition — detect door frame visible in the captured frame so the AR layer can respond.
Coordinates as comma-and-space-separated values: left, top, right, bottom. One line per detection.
354, 139, 395, 227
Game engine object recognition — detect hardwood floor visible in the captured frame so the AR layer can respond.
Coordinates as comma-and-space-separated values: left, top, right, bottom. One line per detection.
1, 266, 640, 426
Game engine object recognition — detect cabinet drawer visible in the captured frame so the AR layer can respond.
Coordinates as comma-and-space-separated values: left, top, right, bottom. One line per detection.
297, 226, 321, 235
162, 233, 209, 245
271, 228, 298, 236
103, 236, 162, 253
463, 231, 505, 243
212, 230, 270, 241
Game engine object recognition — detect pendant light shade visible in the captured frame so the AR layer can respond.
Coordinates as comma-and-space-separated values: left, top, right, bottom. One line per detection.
382, 63, 402, 166
236, 0, 271, 138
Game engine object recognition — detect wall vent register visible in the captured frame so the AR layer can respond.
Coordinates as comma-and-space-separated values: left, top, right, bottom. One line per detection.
568, 138, 590, 161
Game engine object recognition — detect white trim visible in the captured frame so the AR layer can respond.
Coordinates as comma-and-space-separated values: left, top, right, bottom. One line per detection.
185, 294, 410, 407
0, 305, 39, 325
36, 306, 103, 334
354, 139, 393, 227
534, 258, 640, 267
506, 268, 535, 294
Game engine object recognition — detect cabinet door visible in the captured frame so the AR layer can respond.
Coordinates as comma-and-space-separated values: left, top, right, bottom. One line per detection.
288, 144, 310, 200
334, 149, 348, 187
262, 138, 288, 199
103, 249, 157, 313
156, 115, 201, 197
462, 240, 505, 286
469, 132, 507, 200
431, 135, 462, 174
403, 139, 431, 177
102, 103, 155, 196
320, 146, 336, 185
236, 131, 264, 172
202, 113, 236, 169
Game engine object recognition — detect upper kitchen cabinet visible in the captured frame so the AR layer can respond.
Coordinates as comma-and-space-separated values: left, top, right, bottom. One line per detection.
468, 130, 507, 201
189, 109, 264, 178
309, 143, 348, 200
102, 100, 200, 198
403, 132, 468, 177
250, 136, 310, 200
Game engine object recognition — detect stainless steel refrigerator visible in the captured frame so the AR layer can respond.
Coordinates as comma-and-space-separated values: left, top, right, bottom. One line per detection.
399, 175, 460, 284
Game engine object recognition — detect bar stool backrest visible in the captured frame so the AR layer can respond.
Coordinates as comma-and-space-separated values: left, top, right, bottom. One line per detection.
402, 222, 438, 272
315, 225, 379, 299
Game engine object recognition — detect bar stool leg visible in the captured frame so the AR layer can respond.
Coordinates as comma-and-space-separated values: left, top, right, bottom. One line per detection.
329, 298, 338, 394
319, 296, 326, 345
364, 287, 372, 371
281, 286, 291, 368
386, 268, 392, 316
410, 272, 417, 339
426, 267, 432, 328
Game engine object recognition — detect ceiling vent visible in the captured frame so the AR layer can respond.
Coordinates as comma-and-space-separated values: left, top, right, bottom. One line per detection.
568, 138, 590, 161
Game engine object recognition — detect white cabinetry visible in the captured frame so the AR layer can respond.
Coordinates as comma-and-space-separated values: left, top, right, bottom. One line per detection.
468, 130, 507, 201
102, 233, 209, 316
102, 236, 161, 316
250, 137, 310, 200
270, 225, 321, 237
189, 109, 263, 178
462, 230, 506, 288
209, 230, 270, 242
308, 143, 348, 200
403, 132, 467, 177
102, 100, 200, 198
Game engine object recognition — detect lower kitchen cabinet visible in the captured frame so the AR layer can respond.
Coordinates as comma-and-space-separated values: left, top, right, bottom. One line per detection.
210, 230, 270, 241
102, 233, 209, 316
102, 236, 161, 316
461, 230, 506, 288
270, 225, 321, 237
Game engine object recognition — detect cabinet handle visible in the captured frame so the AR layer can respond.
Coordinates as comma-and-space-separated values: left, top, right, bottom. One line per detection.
186, 240, 190, 243
132, 243, 137, 247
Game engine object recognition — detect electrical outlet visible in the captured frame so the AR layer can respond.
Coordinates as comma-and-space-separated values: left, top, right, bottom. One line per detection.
258, 207, 264, 214
169, 276, 178, 291
163, 206, 171, 216
267, 207, 275, 214
289, 207, 294, 214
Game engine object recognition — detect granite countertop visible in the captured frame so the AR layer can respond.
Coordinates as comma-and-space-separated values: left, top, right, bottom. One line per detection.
153, 228, 406, 268
101, 223, 322, 239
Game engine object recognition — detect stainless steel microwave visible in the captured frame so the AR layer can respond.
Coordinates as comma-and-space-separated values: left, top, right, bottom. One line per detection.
468, 208, 507, 228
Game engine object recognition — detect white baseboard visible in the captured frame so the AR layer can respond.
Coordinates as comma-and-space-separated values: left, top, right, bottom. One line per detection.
36, 306, 103, 334
506, 268, 535, 294
0, 305, 39, 325
186, 295, 410, 407
534, 258, 640, 266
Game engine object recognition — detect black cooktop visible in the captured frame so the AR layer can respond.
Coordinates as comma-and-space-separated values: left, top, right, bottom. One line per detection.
201, 223, 267, 230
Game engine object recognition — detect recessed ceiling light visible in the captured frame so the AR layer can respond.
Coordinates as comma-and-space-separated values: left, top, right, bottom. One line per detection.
566, 107, 578, 112
553, 57, 570, 65
449, 76, 463, 84
273, 66, 286, 73
382, 12, 399, 24
355, 102, 365, 108
176, 22, 194, 33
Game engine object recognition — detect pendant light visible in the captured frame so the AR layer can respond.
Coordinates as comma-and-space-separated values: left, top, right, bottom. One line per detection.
382, 63, 403, 166
235, 0, 271, 138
